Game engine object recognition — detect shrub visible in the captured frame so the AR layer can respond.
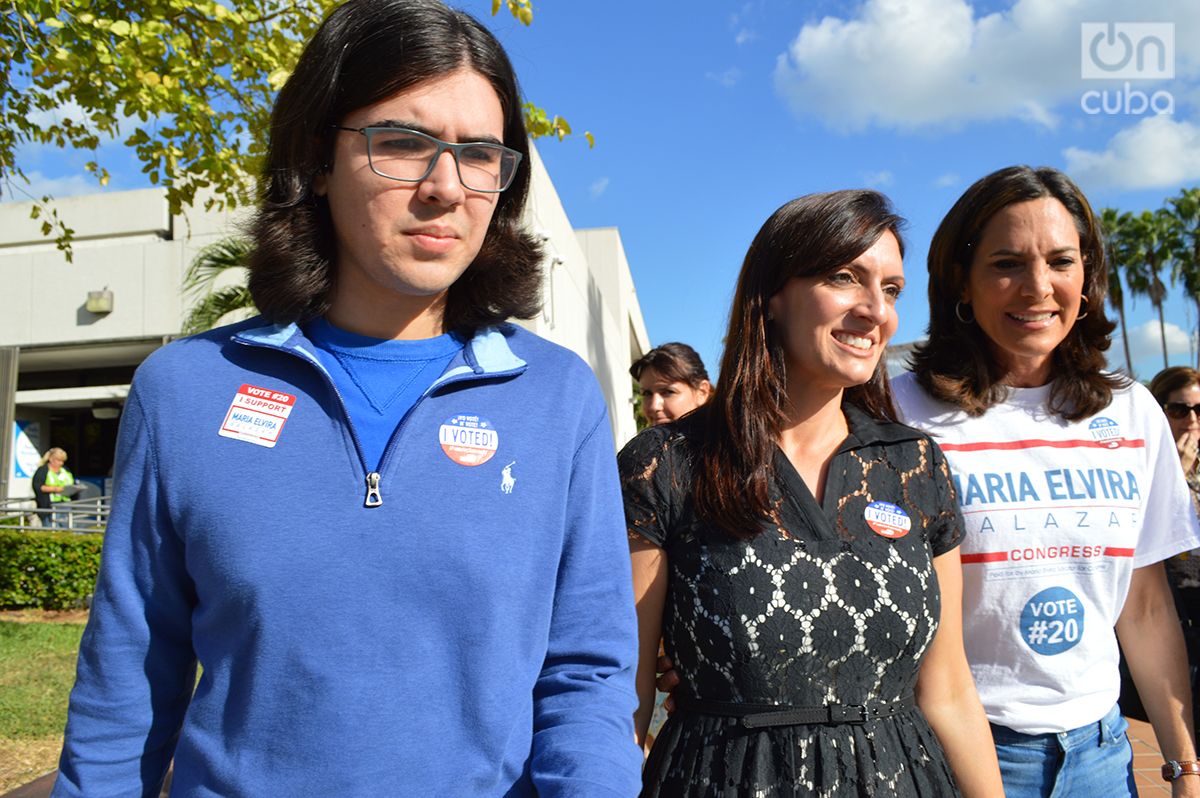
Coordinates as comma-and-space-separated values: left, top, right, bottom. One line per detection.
0, 530, 102, 610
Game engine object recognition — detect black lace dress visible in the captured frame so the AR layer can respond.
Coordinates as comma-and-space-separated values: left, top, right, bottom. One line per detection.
618, 406, 964, 797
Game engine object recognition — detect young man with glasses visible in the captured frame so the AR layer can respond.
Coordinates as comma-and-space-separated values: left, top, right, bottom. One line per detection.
53, 2, 642, 796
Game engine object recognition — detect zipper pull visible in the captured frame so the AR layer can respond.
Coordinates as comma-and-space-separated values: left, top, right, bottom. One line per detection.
365, 472, 382, 507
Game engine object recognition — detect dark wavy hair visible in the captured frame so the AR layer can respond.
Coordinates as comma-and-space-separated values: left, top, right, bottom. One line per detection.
695, 190, 905, 539
909, 165, 1125, 420
1149, 366, 1200, 405
629, 342, 711, 389
246, 0, 541, 331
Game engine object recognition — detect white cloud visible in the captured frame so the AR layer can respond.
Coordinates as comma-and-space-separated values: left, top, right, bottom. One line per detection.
729, 3, 754, 28
1063, 116, 1200, 191
28, 99, 145, 143
1128, 319, 1196, 372
862, 170, 894, 187
1, 170, 99, 203
729, 2, 760, 44
588, 177, 610, 198
28, 100, 90, 129
706, 68, 743, 88
934, 172, 960, 188
773, 0, 1200, 132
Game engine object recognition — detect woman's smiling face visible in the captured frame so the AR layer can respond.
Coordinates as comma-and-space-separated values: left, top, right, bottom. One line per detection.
768, 230, 904, 395
637, 367, 710, 425
961, 197, 1085, 388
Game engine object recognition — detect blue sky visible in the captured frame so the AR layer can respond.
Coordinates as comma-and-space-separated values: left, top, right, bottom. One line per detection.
12, 0, 1200, 382
484, 0, 1200, 382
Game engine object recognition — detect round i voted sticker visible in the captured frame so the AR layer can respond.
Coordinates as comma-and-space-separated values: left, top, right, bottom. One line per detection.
439, 414, 499, 466
1088, 417, 1121, 449
864, 501, 911, 539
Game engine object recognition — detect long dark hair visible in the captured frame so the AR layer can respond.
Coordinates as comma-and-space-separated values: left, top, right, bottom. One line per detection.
909, 165, 1124, 420
629, 342, 710, 388
246, 0, 541, 331
695, 190, 904, 539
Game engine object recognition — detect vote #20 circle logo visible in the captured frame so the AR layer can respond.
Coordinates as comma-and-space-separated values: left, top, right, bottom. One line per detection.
1019, 586, 1085, 656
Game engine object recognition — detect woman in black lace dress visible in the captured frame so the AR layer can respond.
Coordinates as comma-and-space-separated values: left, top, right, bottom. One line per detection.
620, 191, 1003, 797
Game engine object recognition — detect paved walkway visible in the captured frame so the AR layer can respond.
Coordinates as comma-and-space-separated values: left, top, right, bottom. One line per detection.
0, 773, 55, 798
1128, 716, 1172, 795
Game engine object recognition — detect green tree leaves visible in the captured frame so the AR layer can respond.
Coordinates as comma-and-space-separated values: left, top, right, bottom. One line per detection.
1101, 189, 1200, 374
4, 0, 338, 252
4, 0, 588, 260
1166, 188, 1200, 369
493, 0, 534, 26
1098, 207, 1134, 377
181, 235, 256, 334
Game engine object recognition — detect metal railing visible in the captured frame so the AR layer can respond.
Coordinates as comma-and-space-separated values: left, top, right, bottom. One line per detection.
0, 494, 111, 533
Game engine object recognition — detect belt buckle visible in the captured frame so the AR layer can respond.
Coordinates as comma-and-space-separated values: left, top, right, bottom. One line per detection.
829, 704, 869, 724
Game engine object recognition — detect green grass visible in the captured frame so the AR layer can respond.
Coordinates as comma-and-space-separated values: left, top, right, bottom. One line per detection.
0, 621, 84, 738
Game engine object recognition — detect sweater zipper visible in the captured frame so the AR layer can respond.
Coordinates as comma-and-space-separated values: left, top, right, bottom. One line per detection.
235, 336, 379, 507
235, 334, 522, 508
369, 366, 525, 504
365, 471, 382, 507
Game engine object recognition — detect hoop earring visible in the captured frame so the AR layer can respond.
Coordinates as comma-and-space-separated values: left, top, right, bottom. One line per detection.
955, 301, 975, 324
1076, 295, 1089, 320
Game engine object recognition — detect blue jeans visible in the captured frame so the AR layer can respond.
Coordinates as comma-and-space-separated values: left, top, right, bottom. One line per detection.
990, 704, 1136, 798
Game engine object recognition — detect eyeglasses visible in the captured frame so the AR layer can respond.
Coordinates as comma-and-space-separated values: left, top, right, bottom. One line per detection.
331, 126, 521, 193
1163, 401, 1200, 420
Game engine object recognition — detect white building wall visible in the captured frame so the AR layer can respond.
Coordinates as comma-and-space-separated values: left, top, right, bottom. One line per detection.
573, 227, 650, 447
0, 188, 244, 347
517, 146, 649, 447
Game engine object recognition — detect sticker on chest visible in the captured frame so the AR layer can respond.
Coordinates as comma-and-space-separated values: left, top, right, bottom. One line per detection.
439, 414, 499, 466
1088, 417, 1121, 448
218, 384, 296, 448
863, 501, 912, 539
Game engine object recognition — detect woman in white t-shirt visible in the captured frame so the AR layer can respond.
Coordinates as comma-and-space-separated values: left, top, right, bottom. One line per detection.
895, 165, 1199, 796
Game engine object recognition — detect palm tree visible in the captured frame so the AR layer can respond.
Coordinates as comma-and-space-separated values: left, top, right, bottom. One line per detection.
1121, 208, 1175, 369
1166, 187, 1200, 368
181, 236, 257, 334
1098, 207, 1136, 377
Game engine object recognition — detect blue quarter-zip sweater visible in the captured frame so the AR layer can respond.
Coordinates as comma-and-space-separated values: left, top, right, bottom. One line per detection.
54, 318, 642, 798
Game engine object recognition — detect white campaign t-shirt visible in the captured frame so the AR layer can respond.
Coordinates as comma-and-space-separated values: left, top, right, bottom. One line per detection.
893, 372, 1200, 734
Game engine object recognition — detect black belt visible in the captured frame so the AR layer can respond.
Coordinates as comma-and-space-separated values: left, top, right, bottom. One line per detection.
675, 693, 915, 729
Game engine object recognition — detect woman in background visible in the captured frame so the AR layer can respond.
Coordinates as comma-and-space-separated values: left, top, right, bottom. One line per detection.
630, 342, 714, 747
31, 447, 75, 528
1149, 365, 1200, 734
1151, 366, 1200, 514
622, 190, 1002, 796
630, 342, 712, 426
